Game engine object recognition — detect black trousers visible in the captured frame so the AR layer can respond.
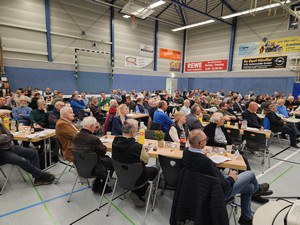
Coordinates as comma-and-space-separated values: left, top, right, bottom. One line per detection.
133, 166, 158, 198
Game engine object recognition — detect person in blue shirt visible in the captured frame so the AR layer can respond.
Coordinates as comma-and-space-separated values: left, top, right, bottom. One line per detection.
153, 100, 173, 133
12, 96, 32, 126
277, 99, 300, 136
276, 99, 289, 117
70, 93, 85, 117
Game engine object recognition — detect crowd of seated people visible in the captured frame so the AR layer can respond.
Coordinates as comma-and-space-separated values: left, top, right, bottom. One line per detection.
2, 86, 300, 221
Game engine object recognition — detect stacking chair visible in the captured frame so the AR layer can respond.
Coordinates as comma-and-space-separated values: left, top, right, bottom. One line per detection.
0, 163, 26, 195
145, 130, 157, 140
152, 155, 183, 210
101, 160, 154, 225
225, 127, 243, 149
67, 149, 98, 202
263, 117, 283, 148
149, 122, 162, 131
243, 130, 270, 169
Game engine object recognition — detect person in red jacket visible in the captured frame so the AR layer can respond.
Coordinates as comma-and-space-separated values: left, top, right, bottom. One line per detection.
103, 99, 118, 134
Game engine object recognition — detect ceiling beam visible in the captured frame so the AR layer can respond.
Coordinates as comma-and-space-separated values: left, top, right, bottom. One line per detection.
170, 0, 232, 26
219, 0, 235, 12
156, 3, 173, 18
178, 0, 187, 25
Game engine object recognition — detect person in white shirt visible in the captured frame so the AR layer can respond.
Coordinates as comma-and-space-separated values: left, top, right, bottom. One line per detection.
180, 99, 191, 115
167, 111, 189, 143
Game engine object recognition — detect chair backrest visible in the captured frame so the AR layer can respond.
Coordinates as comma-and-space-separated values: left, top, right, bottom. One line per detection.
77, 109, 84, 121
145, 130, 157, 140
72, 149, 98, 178
202, 114, 210, 122
263, 117, 270, 130
150, 122, 162, 131
47, 104, 54, 111
243, 130, 267, 151
225, 128, 240, 142
112, 159, 144, 190
159, 155, 183, 188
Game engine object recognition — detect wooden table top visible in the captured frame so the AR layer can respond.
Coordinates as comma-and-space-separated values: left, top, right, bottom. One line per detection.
127, 113, 149, 119
224, 124, 271, 139
101, 136, 246, 171
12, 129, 56, 142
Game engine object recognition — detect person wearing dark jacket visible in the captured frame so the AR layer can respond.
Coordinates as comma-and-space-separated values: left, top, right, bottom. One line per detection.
266, 104, 299, 148
89, 96, 105, 123
112, 119, 158, 208
48, 101, 64, 129
242, 102, 263, 129
0, 123, 55, 186
183, 129, 262, 225
30, 99, 49, 128
103, 100, 118, 135
72, 116, 113, 194
186, 104, 204, 131
111, 104, 128, 135
28, 92, 41, 110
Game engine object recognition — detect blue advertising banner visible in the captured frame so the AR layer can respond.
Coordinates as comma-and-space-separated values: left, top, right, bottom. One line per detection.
238, 43, 259, 56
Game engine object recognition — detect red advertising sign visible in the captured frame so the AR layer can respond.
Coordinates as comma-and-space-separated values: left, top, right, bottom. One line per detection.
185, 60, 228, 72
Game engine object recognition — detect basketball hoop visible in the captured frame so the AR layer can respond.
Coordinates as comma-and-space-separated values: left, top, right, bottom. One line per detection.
130, 15, 137, 29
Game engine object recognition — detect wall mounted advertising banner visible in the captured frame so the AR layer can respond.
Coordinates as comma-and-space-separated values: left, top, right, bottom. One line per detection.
185, 60, 228, 72
159, 48, 182, 60
258, 37, 300, 54
170, 61, 181, 72
242, 56, 287, 70
125, 55, 153, 68
140, 44, 154, 57
238, 43, 259, 56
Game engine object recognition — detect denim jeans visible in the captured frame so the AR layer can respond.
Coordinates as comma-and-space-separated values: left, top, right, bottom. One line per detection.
226, 171, 258, 219
0, 146, 42, 178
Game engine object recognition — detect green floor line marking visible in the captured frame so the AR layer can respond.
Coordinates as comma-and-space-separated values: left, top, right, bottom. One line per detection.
269, 166, 294, 186
104, 195, 136, 225
26, 174, 57, 225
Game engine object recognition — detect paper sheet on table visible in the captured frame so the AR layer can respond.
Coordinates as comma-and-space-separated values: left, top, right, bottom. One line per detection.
100, 138, 114, 143
26, 133, 46, 138
209, 155, 231, 164
127, 114, 135, 117
246, 127, 259, 131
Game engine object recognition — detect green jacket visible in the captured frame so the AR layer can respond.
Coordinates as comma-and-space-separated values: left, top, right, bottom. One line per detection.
30, 109, 49, 128
97, 98, 111, 107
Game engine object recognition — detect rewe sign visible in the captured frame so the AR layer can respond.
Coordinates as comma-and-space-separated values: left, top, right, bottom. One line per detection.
185, 60, 228, 72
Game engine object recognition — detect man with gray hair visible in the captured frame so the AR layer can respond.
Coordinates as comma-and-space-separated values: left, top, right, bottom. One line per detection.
12, 96, 32, 126
112, 119, 158, 208
184, 129, 265, 225
73, 116, 113, 194
56, 106, 79, 162
186, 104, 203, 131
30, 99, 48, 128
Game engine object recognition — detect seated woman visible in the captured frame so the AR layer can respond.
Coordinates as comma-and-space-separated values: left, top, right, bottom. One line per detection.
90, 96, 105, 123
112, 119, 158, 208
166, 111, 189, 143
111, 104, 129, 135
103, 99, 118, 134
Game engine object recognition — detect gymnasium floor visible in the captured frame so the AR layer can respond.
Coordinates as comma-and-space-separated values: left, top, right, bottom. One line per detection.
1, 138, 299, 225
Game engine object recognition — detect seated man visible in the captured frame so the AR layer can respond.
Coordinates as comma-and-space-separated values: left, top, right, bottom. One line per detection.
180, 99, 191, 115
186, 104, 204, 131
51, 91, 63, 106
0, 97, 12, 110
70, 93, 85, 118
98, 92, 111, 108
184, 129, 269, 225
73, 117, 113, 194
112, 119, 158, 208
147, 98, 157, 121
153, 100, 173, 133
0, 122, 55, 186
48, 101, 65, 129
89, 96, 105, 124
30, 99, 49, 128
12, 96, 32, 126
217, 102, 236, 122
56, 106, 79, 162
266, 104, 299, 148
242, 102, 263, 129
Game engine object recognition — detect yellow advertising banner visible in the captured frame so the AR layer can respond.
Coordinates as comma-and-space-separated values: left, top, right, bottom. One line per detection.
159, 48, 182, 60
258, 36, 300, 54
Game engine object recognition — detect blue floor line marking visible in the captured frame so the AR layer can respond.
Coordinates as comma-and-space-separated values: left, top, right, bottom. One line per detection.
0, 187, 89, 219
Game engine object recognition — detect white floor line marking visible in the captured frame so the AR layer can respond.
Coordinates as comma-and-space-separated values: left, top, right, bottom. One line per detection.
256, 150, 300, 179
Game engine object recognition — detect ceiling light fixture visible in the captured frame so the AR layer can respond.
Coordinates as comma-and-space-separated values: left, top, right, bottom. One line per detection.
123, 15, 131, 18
221, 0, 291, 19
149, 0, 165, 9
172, 19, 215, 32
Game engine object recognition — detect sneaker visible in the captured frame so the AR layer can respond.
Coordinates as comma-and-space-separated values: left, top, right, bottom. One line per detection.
34, 173, 55, 186
130, 192, 145, 208
251, 195, 269, 204
238, 216, 252, 225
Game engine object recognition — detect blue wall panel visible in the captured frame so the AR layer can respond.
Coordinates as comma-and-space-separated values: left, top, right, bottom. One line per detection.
5, 67, 110, 94
177, 78, 188, 91
112, 74, 166, 92
293, 83, 300, 98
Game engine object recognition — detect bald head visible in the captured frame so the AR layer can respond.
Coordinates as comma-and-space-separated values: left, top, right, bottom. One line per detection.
248, 102, 259, 113
189, 129, 207, 149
